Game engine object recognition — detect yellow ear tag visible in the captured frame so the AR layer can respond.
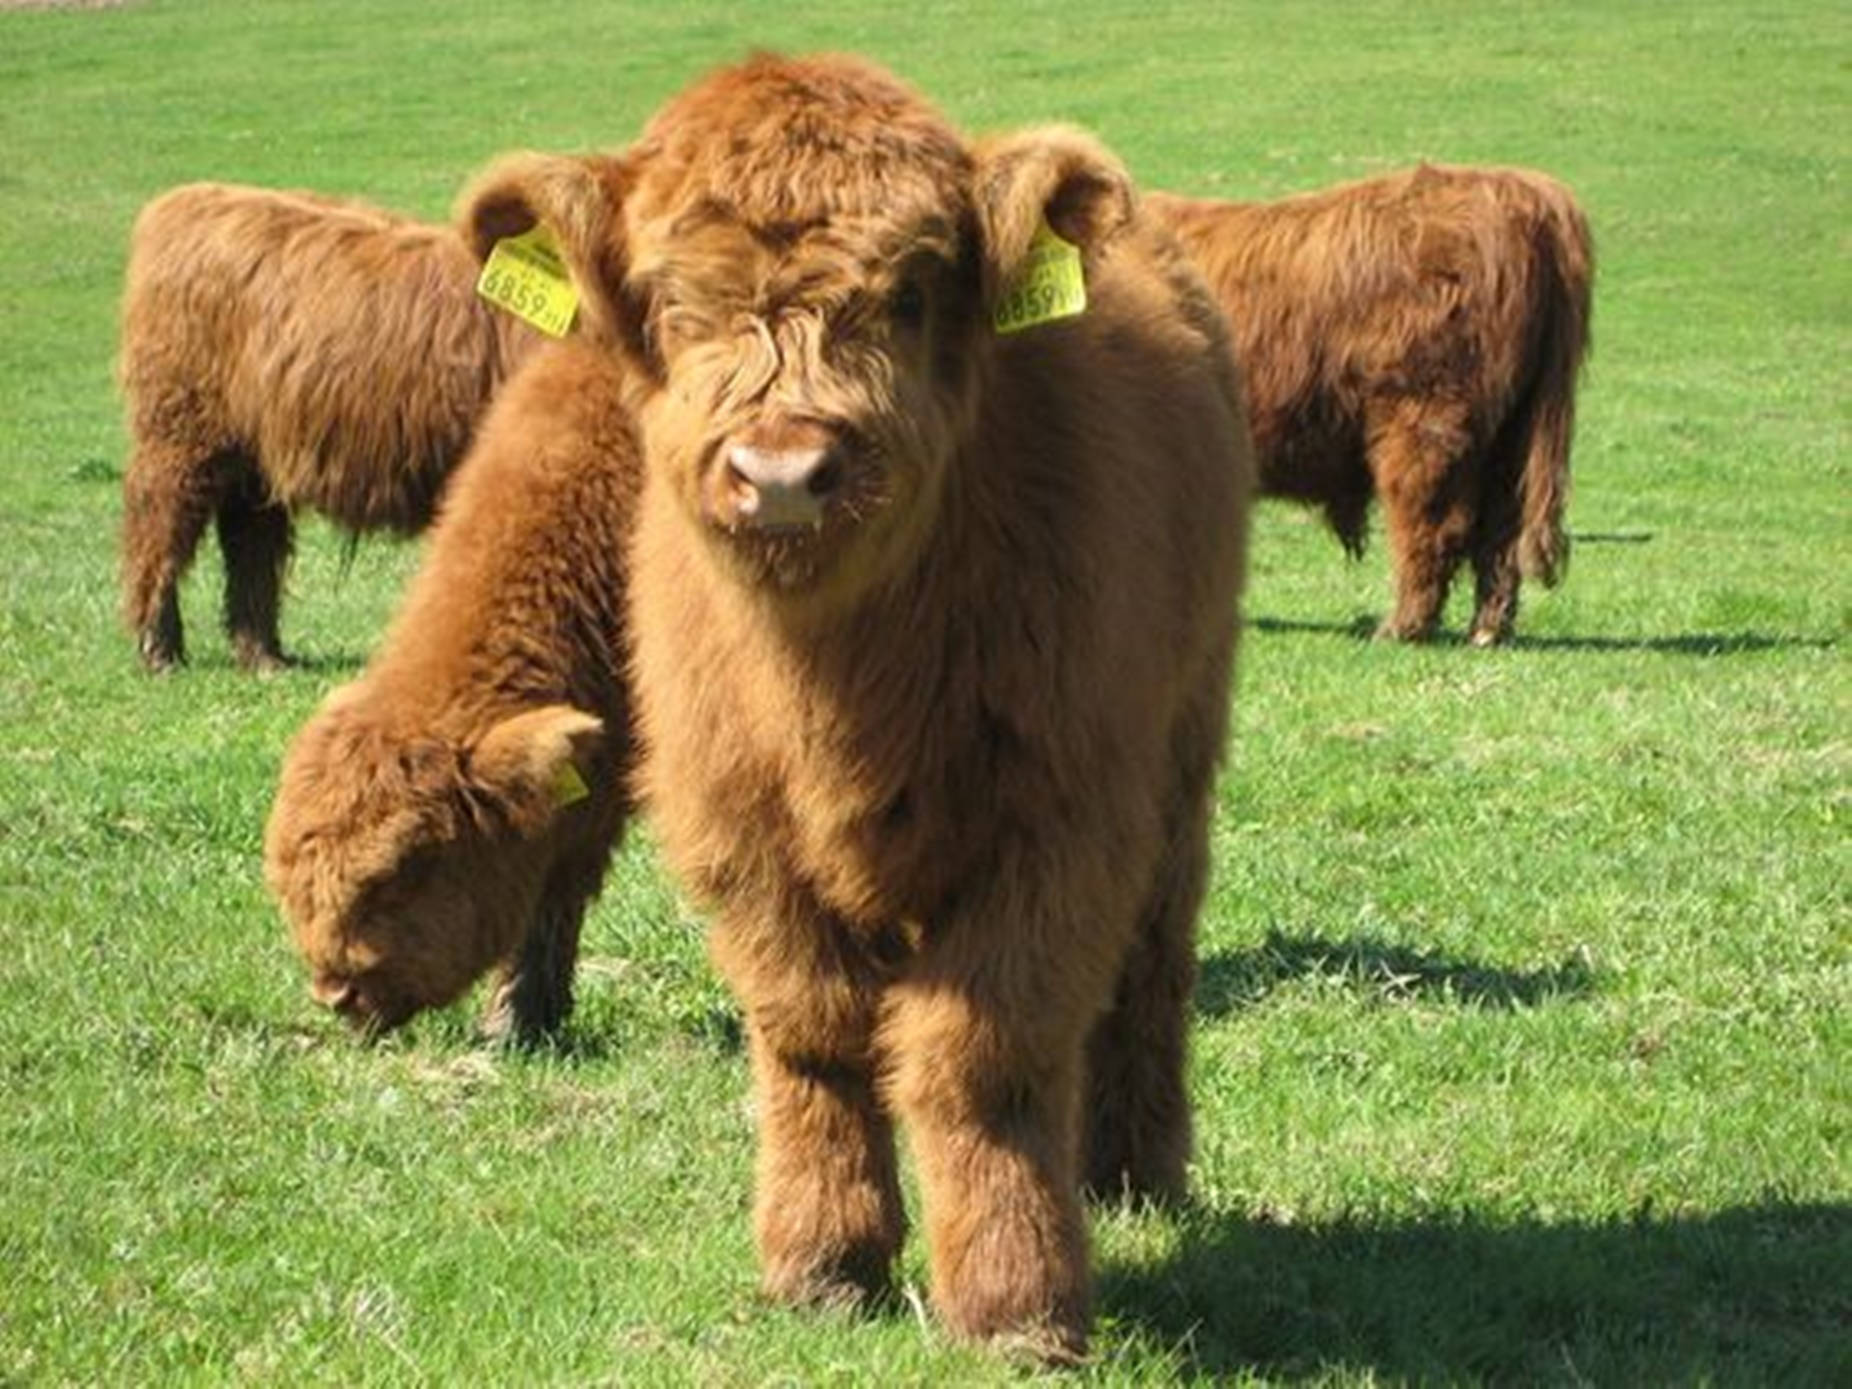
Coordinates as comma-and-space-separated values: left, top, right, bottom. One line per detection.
993, 221, 1087, 335
476, 226, 580, 338
549, 759, 590, 808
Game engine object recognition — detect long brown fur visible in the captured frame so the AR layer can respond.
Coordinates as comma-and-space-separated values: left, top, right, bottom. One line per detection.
262, 339, 638, 1042
117, 182, 543, 671
1148, 163, 1592, 643
458, 53, 1253, 1361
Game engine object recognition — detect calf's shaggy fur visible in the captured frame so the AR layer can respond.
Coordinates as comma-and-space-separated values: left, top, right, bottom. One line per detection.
1149, 163, 1592, 643
118, 182, 544, 671
462, 53, 1252, 1360
263, 340, 637, 1041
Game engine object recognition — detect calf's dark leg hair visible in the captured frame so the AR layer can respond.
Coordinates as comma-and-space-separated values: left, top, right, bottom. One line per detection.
215, 465, 293, 672
481, 891, 586, 1042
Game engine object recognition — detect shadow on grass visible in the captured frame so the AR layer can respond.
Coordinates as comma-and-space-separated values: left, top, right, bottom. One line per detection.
1247, 614, 1836, 655
511, 1002, 744, 1064
279, 649, 372, 675
1570, 529, 1655, 544
1250, 613, 1382, 643
1101, 1200, 1851, 1382
1196, 931, 1595, 1018
1506, 630, 1838, 655
151, 648, 371, 676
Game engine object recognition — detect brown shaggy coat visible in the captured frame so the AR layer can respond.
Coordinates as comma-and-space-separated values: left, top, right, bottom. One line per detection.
262, 339, 637, 1042
460, 53, 1252, 1360
118, 182, 542, 671
1148, 164, 1592, 643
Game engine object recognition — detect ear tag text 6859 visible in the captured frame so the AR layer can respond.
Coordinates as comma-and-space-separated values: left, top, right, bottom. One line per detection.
477, 226, 579, 338
993, 221, 1087, 335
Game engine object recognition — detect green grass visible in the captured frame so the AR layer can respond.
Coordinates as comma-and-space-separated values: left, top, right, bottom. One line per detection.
1, 0, 1847, 1382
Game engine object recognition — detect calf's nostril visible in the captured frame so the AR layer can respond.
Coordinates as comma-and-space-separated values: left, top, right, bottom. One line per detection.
723, 442, 835, 528
725, 458, 763, 516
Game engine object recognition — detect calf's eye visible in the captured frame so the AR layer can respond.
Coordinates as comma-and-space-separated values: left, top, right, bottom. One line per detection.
891, 279, 927, 328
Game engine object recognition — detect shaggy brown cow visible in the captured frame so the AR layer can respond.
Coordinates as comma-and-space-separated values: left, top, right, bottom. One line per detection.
118, 182, 547, 672
460, 53, 1252, 1360
1148, 164, 1592, 643
262, 339, 637, 1041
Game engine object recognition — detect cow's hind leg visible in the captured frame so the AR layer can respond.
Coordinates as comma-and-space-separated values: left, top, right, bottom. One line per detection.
120, 437, 225, 672
713, 903, 905, 1310
1368, 402, 1477, 641
216, 464, 294, 672
1323, 477, 1373, 561
1466, 503, 1523, 646
1465, 422, 1529, 647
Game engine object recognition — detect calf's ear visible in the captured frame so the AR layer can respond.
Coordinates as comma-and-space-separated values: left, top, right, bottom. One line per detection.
456, 152, 638, 349
466, 705, 605, 838
970, 125, 1135, 297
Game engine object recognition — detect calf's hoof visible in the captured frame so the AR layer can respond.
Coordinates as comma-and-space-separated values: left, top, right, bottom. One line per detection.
1467, 622, 1511, 648
940, 1292, 1088, 1368
479, 979, 571, 1046
934, 1247, 1089, 1367
233, 640, 293, 675
1373, 617, 1436, 643
137, 633, 184, 674
762, 1242, 896, 1313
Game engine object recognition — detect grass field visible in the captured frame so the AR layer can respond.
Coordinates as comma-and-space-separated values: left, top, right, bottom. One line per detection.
1, 1, 1847, 1382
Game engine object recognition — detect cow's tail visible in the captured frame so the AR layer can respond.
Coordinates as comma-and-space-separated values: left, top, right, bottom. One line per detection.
1515, 179, 1594, 587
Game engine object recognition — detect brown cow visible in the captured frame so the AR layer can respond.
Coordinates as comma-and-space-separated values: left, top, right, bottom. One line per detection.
459, 53, 1252, 1360
118, 182, 547, 672
262, 338, 637, 1042
1148, 163, 1592, 643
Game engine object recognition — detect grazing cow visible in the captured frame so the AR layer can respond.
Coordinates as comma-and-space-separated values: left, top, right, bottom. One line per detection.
1148, 164, 1592, 643
118, 182, 548, 672
460, 53, 1252, 1360
263, 339, 638, 1042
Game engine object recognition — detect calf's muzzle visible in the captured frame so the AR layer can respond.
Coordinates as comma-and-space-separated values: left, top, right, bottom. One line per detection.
721, 424, 845, 531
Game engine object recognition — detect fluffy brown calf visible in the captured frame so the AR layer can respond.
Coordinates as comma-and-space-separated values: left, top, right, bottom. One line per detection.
1148, 164, 1592, 643
262, 339, 637, 1041
461, 53, 1252, 1360
118, 182, 543, 672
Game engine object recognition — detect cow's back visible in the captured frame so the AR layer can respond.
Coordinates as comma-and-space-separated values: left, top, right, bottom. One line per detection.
366, 339, 638, 727
119, 182, 528, 531
1150, 169, 1569, 491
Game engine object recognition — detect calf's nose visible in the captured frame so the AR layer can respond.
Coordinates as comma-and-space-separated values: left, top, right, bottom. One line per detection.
310, 974, 356, 1013
724, 440, 843, 530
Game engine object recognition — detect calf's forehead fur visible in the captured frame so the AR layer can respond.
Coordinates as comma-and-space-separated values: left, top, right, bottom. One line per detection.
630, 53, 973, 237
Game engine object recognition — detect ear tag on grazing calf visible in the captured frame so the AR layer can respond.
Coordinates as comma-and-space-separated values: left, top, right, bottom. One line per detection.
549, 759, 591, 809
476, 226, 579, 338
993, 220, 1087, 335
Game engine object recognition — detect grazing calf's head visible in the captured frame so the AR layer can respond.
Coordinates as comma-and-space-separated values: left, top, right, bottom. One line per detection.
460, 53, 1134, 607
264, 690, 602, 1034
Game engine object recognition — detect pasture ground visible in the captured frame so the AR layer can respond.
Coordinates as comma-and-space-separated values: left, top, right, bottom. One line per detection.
1, 1, 1845, 1382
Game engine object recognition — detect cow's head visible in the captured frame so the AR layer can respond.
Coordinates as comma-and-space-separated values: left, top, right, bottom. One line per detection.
459, 53, 1134, 610
264, 687, 602, 1035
